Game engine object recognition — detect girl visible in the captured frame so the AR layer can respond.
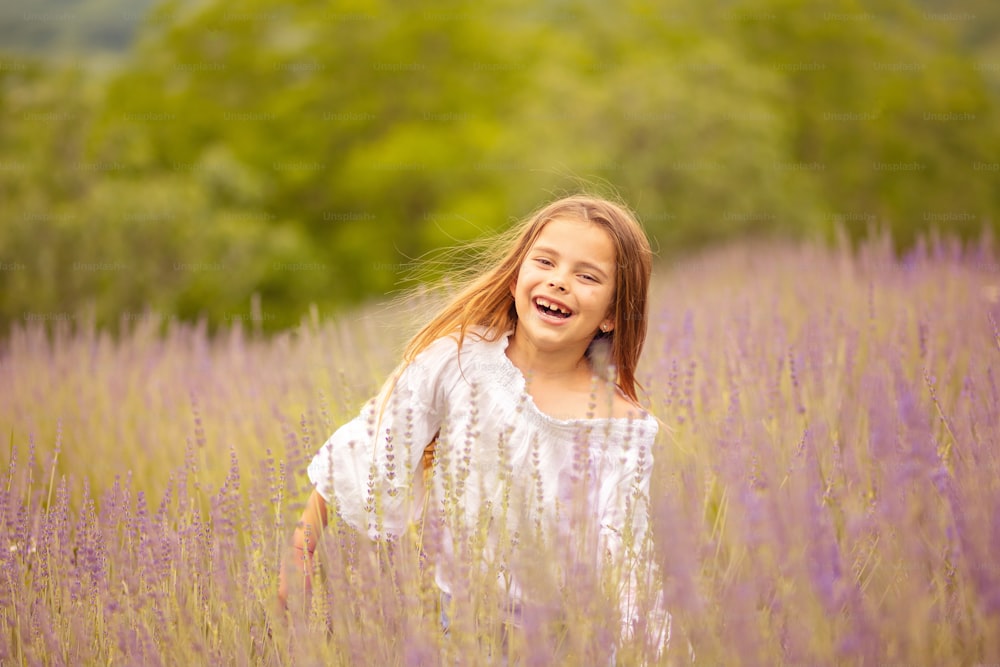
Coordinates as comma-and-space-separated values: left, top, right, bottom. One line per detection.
280, 194, 661, 657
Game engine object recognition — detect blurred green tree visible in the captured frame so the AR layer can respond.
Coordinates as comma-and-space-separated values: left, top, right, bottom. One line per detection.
715, 0, 1000, 245
1, 0, 997, 333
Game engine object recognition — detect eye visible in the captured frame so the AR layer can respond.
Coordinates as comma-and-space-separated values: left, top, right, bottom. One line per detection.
534, 257, 554, 267
579, 273, 598, 283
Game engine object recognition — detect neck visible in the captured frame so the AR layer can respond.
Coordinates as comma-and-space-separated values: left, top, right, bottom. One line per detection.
504, 331, 591, 380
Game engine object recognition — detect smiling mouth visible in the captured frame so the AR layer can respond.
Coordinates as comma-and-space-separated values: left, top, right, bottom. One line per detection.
534, 296, 573, 319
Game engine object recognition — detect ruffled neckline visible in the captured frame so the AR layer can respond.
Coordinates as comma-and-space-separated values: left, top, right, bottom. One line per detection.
471, 329, 657, 433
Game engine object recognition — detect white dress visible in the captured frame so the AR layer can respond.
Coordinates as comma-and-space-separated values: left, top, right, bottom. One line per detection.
306, 327, 658, 633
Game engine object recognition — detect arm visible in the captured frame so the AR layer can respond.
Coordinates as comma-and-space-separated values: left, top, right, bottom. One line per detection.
278, 489, 329, 609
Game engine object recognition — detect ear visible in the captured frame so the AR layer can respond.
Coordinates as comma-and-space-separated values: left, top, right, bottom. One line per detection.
601, 306, 616, 334
509, 272, 519, 298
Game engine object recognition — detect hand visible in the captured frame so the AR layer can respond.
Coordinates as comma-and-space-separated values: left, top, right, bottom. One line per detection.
278, 490, 329, 610
278, 545, 314, 611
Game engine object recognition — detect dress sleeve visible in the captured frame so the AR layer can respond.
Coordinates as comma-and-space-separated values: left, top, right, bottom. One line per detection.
306, 335, 458, 540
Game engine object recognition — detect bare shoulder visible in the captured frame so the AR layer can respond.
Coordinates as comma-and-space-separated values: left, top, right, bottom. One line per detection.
610, 390, 646, 420
588, 377, 648, 420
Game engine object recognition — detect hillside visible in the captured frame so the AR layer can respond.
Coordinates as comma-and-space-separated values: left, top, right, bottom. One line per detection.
0, 0, 156, 55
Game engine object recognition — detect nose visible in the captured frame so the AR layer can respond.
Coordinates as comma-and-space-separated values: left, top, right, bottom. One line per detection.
548, 277, 567, 292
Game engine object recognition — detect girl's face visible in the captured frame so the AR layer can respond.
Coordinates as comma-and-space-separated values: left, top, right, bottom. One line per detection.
510, 217, 617, 353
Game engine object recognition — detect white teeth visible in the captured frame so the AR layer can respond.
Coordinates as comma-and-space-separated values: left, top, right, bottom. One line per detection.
535, 297, 570, 315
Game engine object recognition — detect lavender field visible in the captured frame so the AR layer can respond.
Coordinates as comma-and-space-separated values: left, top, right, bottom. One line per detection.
2, 237, 999, 666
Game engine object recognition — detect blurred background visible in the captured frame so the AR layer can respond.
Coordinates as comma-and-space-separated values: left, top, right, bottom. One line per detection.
1, 0, 998, 333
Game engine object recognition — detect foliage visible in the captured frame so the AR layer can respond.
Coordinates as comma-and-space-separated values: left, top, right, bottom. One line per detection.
2, 238, 999, 664
0, 0, 998, 332
719, 0, 1000, 246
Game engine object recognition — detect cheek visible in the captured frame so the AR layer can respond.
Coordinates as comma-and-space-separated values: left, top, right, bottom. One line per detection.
511, 265, 536, 295
599, 288, 617, 314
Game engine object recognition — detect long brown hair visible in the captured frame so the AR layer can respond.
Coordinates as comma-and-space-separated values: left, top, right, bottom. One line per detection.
402, 194, 653, 403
